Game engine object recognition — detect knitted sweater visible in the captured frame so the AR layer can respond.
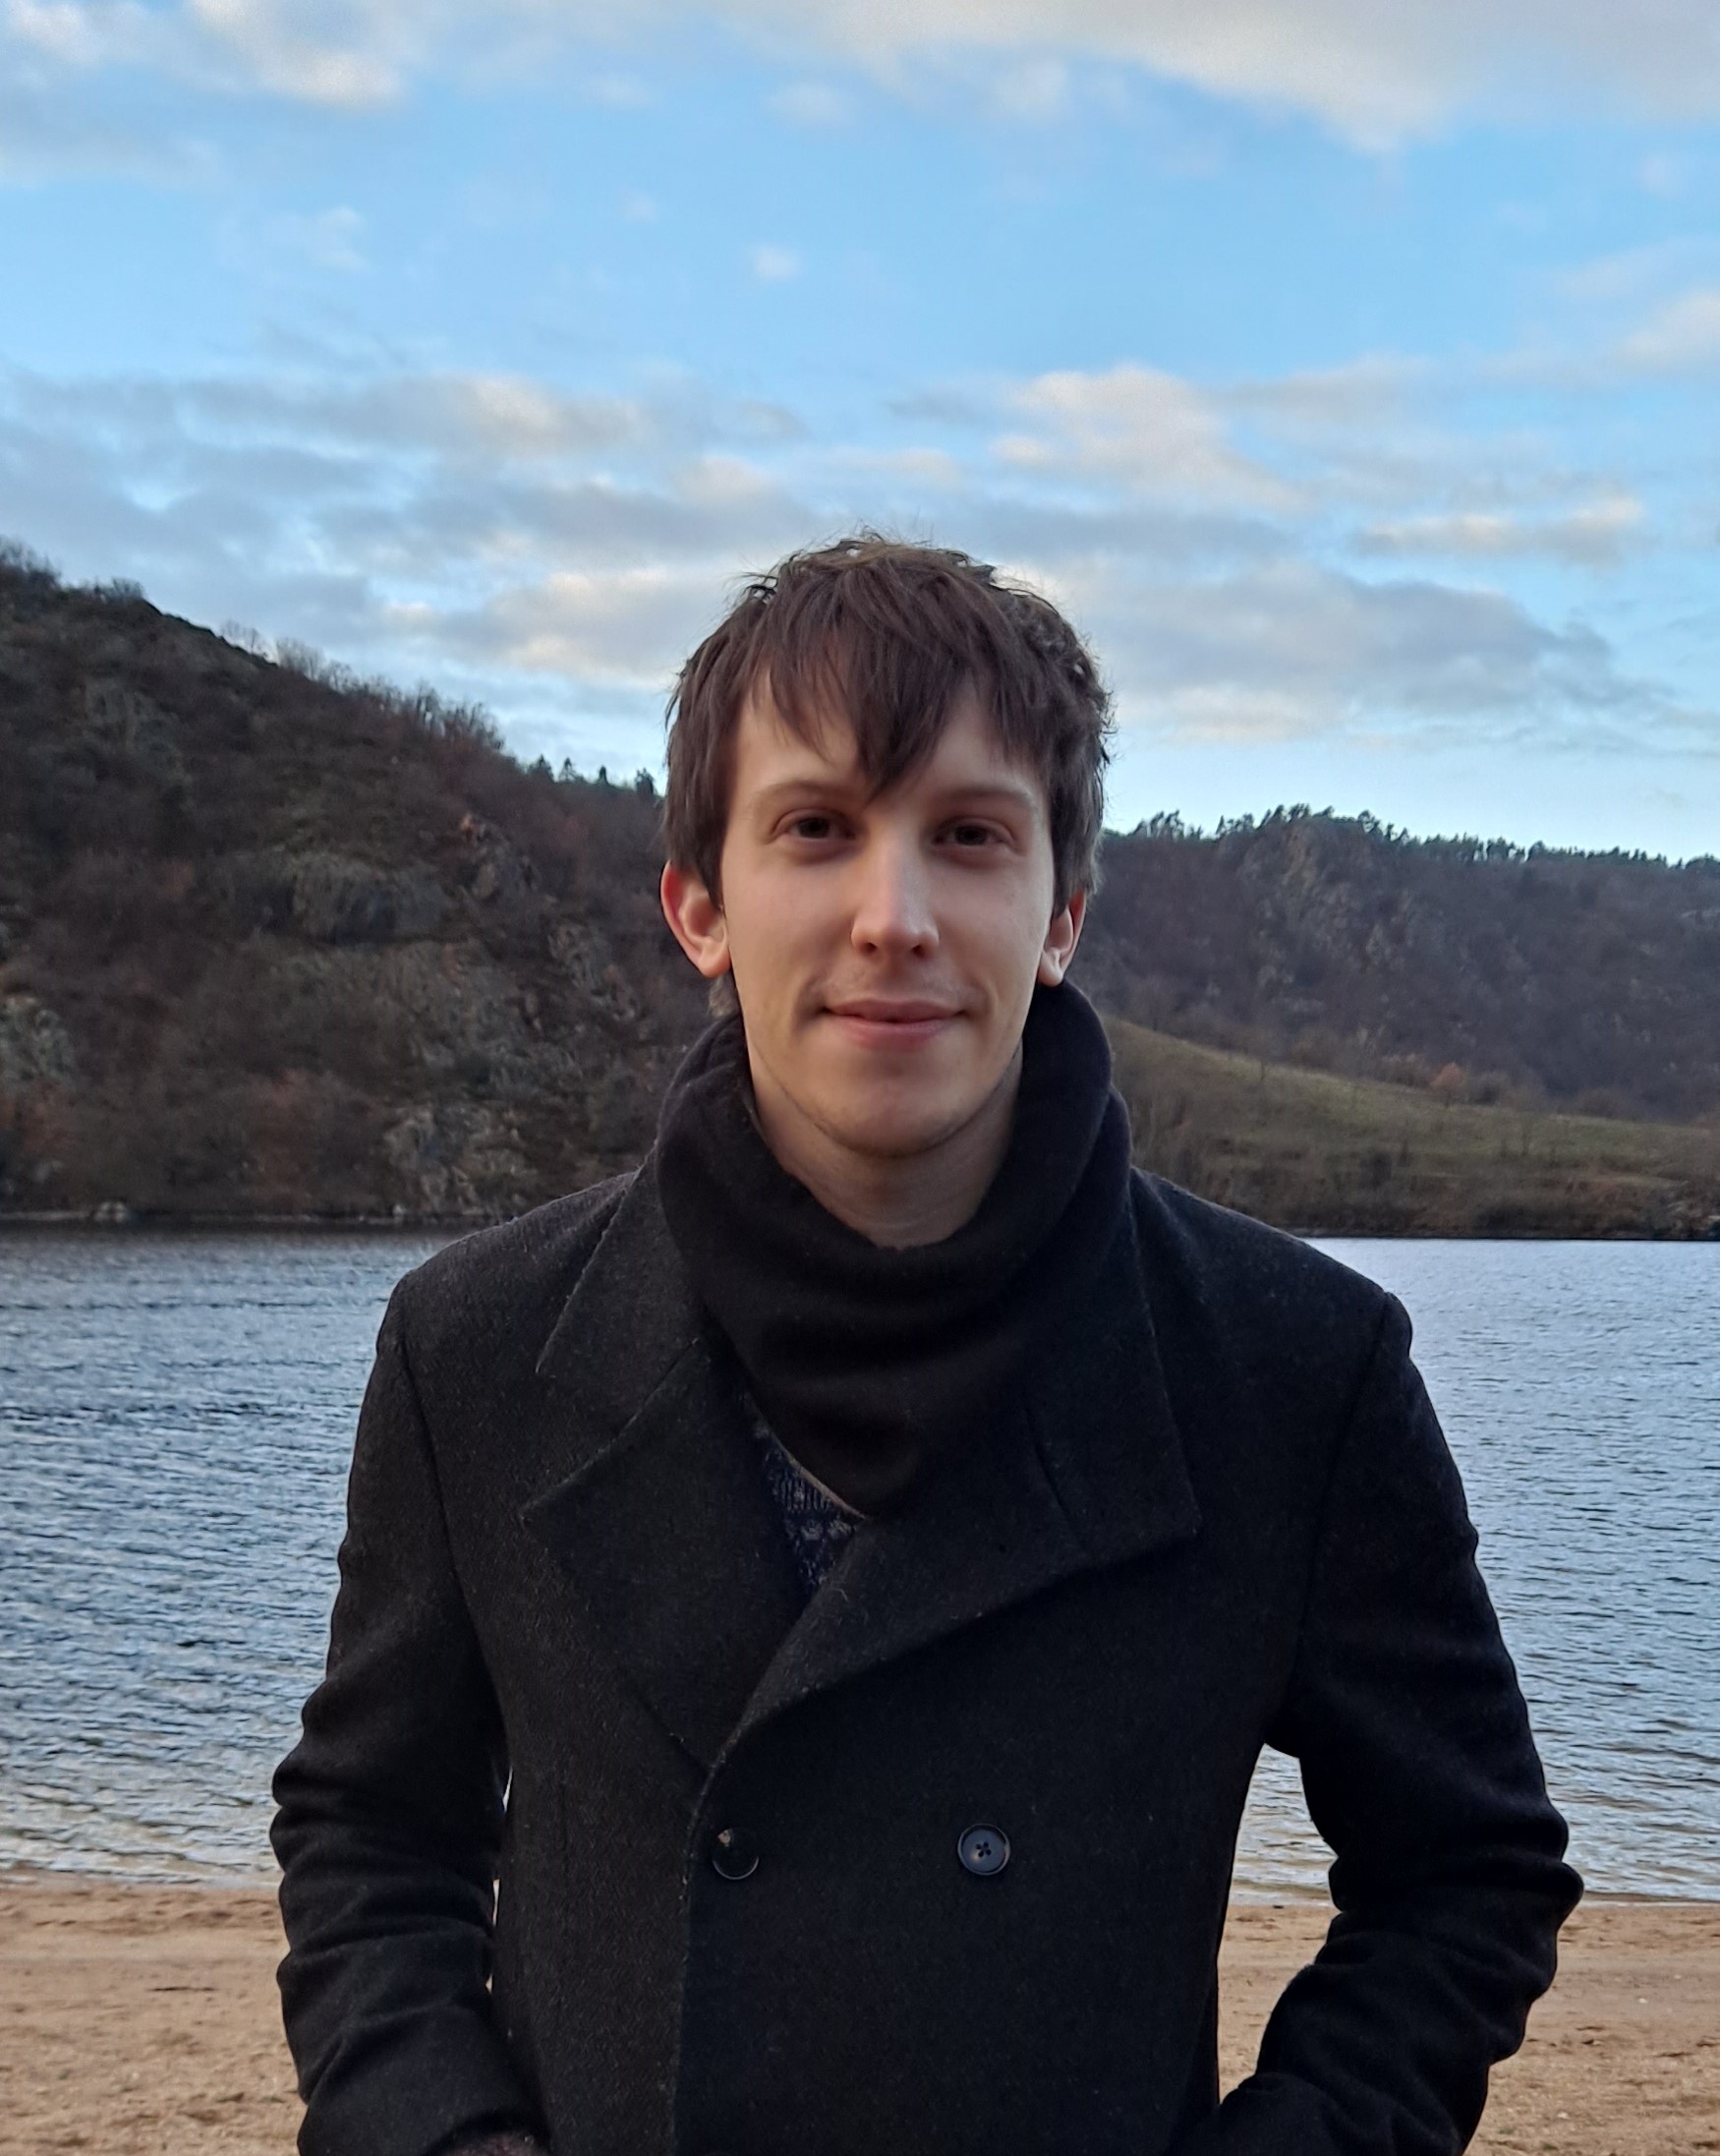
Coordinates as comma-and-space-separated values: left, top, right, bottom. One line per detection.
746, 1401, 864, 1598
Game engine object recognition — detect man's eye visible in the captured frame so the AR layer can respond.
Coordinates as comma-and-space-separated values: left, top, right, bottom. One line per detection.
785, 814, 837, 841
946, 822, 998, 847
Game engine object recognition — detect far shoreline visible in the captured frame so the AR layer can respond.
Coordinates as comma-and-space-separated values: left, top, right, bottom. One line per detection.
5, 1208, 1718, 1241
5, 1852, 1716, 1905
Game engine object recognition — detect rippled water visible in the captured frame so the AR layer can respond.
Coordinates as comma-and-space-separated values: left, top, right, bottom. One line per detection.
1236, 1239, 1719, 1899
2, 1231, 1715, 1895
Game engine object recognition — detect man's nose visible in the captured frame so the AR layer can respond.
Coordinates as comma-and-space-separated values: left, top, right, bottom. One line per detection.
849, 835, 938, 958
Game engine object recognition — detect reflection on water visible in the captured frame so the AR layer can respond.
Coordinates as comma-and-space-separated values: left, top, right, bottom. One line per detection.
2, 1230, 1715, 1895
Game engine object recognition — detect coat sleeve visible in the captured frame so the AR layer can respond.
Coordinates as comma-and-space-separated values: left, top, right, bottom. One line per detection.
271, 1284, 543, 2156
1176, 1292, 1582, 2156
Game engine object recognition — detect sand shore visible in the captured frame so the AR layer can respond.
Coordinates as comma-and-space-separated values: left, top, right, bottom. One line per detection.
1, 1877, 1714, 2154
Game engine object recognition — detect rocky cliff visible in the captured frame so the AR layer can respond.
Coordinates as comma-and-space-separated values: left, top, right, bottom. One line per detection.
0, 551, 705, 1218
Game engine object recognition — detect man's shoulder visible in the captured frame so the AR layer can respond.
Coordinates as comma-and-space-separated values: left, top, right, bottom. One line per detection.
1133, 1169, 1387, 1312
387, 1171, 638, 1372
1129, 1169, 1399, 1412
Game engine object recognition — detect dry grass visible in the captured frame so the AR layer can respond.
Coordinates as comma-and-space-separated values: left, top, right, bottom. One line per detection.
1107, 1016, 1720, 1236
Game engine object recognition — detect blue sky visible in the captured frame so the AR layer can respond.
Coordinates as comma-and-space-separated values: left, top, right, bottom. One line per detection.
3, 4, 1718, 857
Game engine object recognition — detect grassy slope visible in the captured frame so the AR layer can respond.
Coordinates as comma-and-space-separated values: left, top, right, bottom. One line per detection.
1107, 1016, 1720, 1237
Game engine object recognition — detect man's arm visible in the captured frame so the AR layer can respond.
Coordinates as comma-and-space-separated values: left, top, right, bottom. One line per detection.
271, 1285, 544, 2156
1180, 1293, 1581, 2156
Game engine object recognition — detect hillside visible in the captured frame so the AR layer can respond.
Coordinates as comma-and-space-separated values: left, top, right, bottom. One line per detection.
1082, 812, 1720, 1123
1111, 1020, 1719, 1239
0, 549, 709, 1220
1, 550, 1716, 1233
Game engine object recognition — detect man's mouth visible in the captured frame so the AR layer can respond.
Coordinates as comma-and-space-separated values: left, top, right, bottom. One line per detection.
823, 998, 962, 1048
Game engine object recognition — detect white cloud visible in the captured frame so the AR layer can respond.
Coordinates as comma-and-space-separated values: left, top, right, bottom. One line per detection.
1356, 495, 1647, 567
1548, 238, 1719, 309
1224, 353, 1429, 430
272, 204, 367, 272
989, 56, 1070, 122
720, 0, 1720, 143
181, 371, 652, 459
188, 0, 402, 103
8, 0, 119, 65
1, 0, 425, 105
10, 0, 1720, 142
1, 330, 1708, 767
1000, 364, 1298, 508
1075, 558, 1681, 748
0, 361, 817, 697
749, 242, 802, 282
421, 564, 721, 680
768, 79, 850, 126
581, 71, 654, 106
1616, 287, 1720, 375
834, 444, 967, 487
0, 76, 217, 182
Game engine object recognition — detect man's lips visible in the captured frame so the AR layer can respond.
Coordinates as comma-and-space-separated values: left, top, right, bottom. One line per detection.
823, 999, 963, 1048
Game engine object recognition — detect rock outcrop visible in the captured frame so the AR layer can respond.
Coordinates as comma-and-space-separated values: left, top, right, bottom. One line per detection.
0, 554, 705, 1219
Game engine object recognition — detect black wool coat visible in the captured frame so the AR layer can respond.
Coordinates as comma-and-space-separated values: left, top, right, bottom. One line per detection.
272, 1164, 1579, 2156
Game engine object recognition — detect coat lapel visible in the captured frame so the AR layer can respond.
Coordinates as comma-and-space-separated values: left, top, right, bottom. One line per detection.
731, 1188, 1202, 1747
520, 1169, 1202, 1774
519, 1166, 805, 1772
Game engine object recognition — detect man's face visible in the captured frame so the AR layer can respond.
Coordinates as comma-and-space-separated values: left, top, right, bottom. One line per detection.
662, 683, 1084, 1163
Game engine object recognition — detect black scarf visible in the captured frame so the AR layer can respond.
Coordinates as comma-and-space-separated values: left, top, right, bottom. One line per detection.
654, 980, 1132, 1516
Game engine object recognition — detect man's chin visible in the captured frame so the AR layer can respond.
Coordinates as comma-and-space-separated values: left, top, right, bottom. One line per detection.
810, 1096, 984, 1165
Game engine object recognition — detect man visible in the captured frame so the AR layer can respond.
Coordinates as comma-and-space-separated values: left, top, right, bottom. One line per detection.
273, 537, 1579, 2156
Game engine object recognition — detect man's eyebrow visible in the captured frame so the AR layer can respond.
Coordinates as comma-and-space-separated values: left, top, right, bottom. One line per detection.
749, 775, 1041, 808
745, 773, 870, 812
741, 773, 1044, 821
925, 779, 1041, 812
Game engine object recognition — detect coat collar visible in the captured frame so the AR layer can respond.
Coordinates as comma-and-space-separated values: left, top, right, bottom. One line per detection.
520, 1164, 1201, 1776
520, 1164, 806, 1771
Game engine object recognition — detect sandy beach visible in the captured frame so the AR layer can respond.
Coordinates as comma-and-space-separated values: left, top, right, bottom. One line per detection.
1, 1878, 1714, 2154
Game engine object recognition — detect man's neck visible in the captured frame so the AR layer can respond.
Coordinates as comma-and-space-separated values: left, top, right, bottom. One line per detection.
747, 1050, 1022, 1250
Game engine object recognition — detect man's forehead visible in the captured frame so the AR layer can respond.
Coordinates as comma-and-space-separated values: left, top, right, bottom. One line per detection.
734, 680, 1040, 801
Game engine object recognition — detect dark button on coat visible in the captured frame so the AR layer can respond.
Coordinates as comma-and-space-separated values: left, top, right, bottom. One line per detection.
271, 1165, 1579, 2156
956, 1824, 1009, 1876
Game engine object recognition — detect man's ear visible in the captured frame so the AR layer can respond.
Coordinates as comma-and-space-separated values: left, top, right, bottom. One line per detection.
660, 860, 732, 980
1036, 887, 1087, 988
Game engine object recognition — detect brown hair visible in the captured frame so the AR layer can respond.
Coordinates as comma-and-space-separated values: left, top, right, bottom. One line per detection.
664, 534, 1113, 906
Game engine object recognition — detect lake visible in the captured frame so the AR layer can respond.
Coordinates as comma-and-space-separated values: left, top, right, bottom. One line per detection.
1, 1230, 1715, 1896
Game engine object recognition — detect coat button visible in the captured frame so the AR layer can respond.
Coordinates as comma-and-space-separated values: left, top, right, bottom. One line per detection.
956, 1823, 1009, 1876
710, 1826, 760, 1880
